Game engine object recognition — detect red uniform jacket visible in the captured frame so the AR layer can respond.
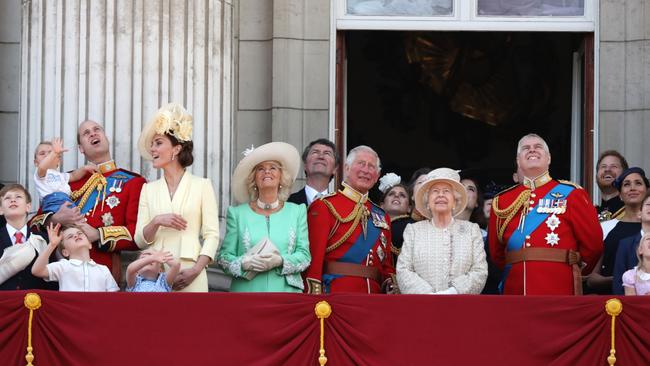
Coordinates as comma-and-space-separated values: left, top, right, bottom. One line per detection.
488, 175, 603, 295
304, 185, 395, 294
31, 164, 146, 275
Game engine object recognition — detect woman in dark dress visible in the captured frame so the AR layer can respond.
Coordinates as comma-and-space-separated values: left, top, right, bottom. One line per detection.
378, 173, 413, 264
586, 167, 649, 294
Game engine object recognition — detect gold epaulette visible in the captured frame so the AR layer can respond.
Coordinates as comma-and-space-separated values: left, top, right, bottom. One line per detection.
558, 179, 583, 189
97, 226, 132, 252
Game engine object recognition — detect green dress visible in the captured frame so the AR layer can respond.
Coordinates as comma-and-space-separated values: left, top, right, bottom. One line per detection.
217, 202, 311, 292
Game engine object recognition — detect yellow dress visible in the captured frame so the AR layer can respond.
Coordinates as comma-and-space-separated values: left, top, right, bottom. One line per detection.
134, 171, 220, 292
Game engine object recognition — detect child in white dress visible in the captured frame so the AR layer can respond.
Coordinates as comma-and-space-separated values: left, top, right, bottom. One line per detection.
622, 234, 650, 295
126, 249, 180, 292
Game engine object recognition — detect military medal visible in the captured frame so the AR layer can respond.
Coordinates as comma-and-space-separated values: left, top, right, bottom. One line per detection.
106, 196, 120, 209
377, 244, 385, 262
546, 214, 560, 231
109, 180, 117, 193
545, 232, 560, 246
101, 212, 114, 226
371, 212, 389, 229
380, 232, 387, 248
115, 180, 123, 193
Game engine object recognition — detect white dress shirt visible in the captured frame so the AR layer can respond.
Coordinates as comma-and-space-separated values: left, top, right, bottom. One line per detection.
304, 185, 329, 206
46, 258, 119, 292
6, 224, 28, 245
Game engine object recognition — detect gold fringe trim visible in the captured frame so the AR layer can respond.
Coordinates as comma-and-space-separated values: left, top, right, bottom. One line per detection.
23, 293, 42, 366
315, 301, 332, 366
322, 199, 369, 253
605, 298, 623, 366
492, 190, 531, 243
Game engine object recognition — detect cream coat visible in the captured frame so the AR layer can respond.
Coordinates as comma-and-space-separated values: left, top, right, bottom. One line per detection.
397, 219, 487, 294
135, 171, 220, 292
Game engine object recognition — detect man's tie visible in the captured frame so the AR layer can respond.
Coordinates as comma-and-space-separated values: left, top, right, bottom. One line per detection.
14, 232, 25, 245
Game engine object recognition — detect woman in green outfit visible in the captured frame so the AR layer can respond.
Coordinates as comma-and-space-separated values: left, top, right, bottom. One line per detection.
218, 142, 311, 292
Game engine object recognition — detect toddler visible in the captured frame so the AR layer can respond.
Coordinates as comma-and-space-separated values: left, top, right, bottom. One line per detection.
126, 249, 180, 292
33, 138, 96, 212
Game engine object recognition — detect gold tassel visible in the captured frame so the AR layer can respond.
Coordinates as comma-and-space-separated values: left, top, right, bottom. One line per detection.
605, 298, 623, 366
315, 301, 332, 366
23, 293, 42, 366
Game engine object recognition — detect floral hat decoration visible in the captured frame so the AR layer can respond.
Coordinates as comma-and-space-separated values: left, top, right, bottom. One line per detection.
378, 173, 402, 194
138, 103, 193, 160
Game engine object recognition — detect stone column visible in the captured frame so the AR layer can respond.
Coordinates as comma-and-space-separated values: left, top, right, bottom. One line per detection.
599, 0, 650, 170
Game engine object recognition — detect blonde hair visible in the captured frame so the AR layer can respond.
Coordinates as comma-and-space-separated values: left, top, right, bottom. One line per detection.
635, 234, 650, 283
34, 141, 53, 160
245, 161, 293, 202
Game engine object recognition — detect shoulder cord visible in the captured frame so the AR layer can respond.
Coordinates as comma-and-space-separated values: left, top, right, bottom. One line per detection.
491, 190, 531, 243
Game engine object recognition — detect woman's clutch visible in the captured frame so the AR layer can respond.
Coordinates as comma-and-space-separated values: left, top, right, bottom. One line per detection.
243, 237, 280, 280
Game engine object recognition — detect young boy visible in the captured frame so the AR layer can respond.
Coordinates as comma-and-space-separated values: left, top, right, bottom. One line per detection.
33, 138, 95, 212
32, 223, 119, 292
0, 184, 54, 290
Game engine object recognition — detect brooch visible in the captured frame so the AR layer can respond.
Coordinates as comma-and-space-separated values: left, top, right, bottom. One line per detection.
101, 212, 114, 226
105, 196, 120, 209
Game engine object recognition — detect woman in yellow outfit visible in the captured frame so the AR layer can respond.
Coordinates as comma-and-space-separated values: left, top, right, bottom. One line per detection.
134, 103, 219, 292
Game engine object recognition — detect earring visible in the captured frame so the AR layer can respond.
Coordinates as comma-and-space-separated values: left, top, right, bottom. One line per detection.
171, 154, 176, 161
279, 185, 283, 189
253, 186, 257, 191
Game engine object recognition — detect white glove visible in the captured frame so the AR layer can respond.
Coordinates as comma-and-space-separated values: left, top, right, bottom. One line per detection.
241, 255, 266, 272
434, 287, 458, 295
257, 253, 283, 271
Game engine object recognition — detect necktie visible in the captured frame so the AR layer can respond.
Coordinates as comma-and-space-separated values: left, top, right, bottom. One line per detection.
14, 232, 25, 245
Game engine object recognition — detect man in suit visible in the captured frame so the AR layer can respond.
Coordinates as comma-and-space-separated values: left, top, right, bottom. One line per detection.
288, 138, 338, 206
612, 193, 650, 294
0, 184, 55, 290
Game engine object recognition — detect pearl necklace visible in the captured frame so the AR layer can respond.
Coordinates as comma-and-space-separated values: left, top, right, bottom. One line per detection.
256, 199, 279, 210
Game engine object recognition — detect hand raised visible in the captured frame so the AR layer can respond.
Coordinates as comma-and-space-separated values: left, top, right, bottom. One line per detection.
154, 214, 187, 231
46, 222, 62, 247
51, 137, 69, 155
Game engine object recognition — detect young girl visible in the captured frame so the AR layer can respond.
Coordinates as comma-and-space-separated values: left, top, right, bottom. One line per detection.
622, 234, 650, 295
126, 249, 180, 292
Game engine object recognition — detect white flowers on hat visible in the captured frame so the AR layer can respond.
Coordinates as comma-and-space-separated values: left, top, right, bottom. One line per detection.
378, 172, 401, 193
243, 144, 255, 157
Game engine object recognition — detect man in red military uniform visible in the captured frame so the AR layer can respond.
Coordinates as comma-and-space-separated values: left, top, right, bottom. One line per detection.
30, 120, 146, 280
304, 145, 395, 294
489, 133, 603, 295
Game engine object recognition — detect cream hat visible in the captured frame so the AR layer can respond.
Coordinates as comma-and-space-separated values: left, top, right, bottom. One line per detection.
138, 103, 193, 160
414, 168, 468, 219
231, 142, 301, 204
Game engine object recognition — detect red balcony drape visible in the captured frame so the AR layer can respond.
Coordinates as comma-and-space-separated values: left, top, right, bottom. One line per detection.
1, 291, 648, 366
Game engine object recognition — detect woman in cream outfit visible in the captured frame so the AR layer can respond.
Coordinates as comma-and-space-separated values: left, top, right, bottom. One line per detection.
134, 103, 219, 292
397, 168, 487, 294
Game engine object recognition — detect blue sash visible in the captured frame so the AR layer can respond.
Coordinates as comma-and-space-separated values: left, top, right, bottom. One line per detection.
77, 171, 135, 214
323, 205, 384, 293
499, 183, 575, 293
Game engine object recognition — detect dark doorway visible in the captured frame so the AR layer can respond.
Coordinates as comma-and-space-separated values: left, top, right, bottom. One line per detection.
345, 30, 586, 192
